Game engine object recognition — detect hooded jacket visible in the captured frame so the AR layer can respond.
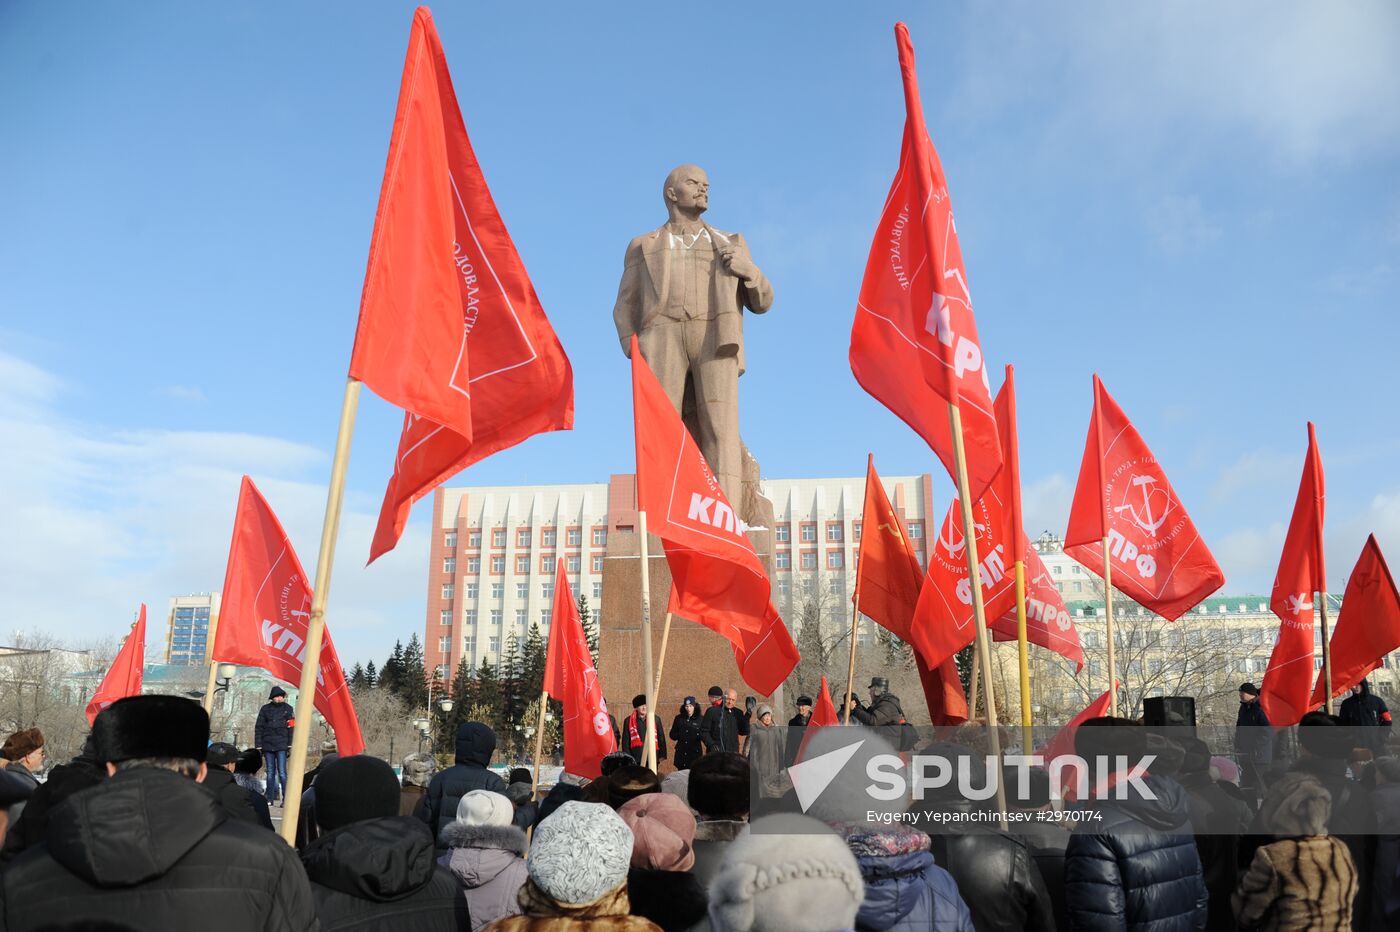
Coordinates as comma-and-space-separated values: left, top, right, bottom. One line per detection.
0, 766, 315, 931
423, 723, 508, 849
836, 824, 974, 932
440, 821, 530, 932
203, 764, 273, 829
301, 815, 468, 931
1064, 775, 1209, 932
921, 809, 1056, 932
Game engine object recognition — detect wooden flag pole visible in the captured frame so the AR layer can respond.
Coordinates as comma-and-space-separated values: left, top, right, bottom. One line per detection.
648, 610, 675, 770
637, 510, 658, 771
279, 378, 361, 847
843, 595, 861, 724
1101, 538, 1118, 718
947, 402, 1008, 830
1318, 591, 1334, 714
968, 650, 980, 718
202, 606, 221, 714
530, 688, 548, 798
1015, 560, 1033, 754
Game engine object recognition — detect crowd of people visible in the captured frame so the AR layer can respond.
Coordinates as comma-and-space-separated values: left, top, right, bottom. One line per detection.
0, 676, 1395, 930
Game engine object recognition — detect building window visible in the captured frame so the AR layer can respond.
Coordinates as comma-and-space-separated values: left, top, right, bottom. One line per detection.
516, 609, 527, 625
1052, 565, 1062, 575
467, 557, 481, 574
908, 521, 924, 539
464, 609, 476, 625
516, 556, 530, 574
441, 583, 454, 600
542, 556, 557, 574
543, 582, 555, 600
443, 557, 455, 575
541, 609, 552, 626
567, 555, 581, 573
592, 554, 604, 573
465, 582, 478, 599
776, 524, 790, 543
592, 527, 608, 547
462, 636, 475, 656
439, 609, 452, 626
776, 552, 791, 570
593, 582, 602, 600
800, 551, 817, 570
826, 524, 843, 542
517, 583, 529, 599
800, 524, 817, 542
827, 551, 844, 570
777, 579, 790, 596
829, 578, 843, 595
490, 609, 503, 625
492, 529, 506, 548
489, 635, 500, 654
543, 529, 557, 547
444, 532, 457, 548
853, 522, 862, 542
517, 529, 532, 548
568, 528, 583, 547
1073, 581, 1082, 593
468, 530, 481, 548
438, 636, 451, 654
1072, 565, 1081, 575
491, 582, 504, 599
490, 556, 505, 574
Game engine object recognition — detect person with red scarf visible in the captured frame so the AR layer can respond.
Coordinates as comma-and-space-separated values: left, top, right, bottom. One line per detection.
624, 695, 667, 767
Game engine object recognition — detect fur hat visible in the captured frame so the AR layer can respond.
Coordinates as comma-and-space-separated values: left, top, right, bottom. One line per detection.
236, 747, 263, 774
633, 694, 648, 709
600, 751, 635, 778
456, 789, 514, 827
1299, 711, 1354, 759
1259, 771, 1333, 837
689, 751, 750, 818
206, 742, 240, 767
1, 728, 44, 762
93, 696, 208, 763
607, 765, 660, 809
528, 801, 633, 904
315, 756, 400, 831
269, 685, 287, 700
619, 791, 697, 871
796, 696, 813, 708
400, 752, 436, 788
1239, 682, 1259, 697
708, 813, 864, 932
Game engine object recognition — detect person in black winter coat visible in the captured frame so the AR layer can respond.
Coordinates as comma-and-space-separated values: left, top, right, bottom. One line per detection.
0, 733, 104, 863
783, 695, 812, 768
422, 721, 507, 850
1064, 718, 1208, 932
1341, 679, 1393, 754
700, 686, 741, 753
205, 741, 273, 830
1235, 682, 1273, 792
301, 755, 468, 931
669, 696, 705, 770
0, 694, 316, 931
254, 685, 295, 805
1173, 736, 1245, 932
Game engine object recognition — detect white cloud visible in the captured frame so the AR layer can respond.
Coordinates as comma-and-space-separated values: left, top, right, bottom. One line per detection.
1148, 195, 1222, 255
161, 385, 207, 403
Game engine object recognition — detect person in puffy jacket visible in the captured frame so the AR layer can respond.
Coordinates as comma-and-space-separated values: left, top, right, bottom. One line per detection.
423, 721, 508, 850
301, 754, 468, 930
836, 822, 975, 932
439, 790, 528, 932
670, 696, 705, 770
254, 685, 295, 805
1064, 718, 1208, 932
0, 695, 315, 931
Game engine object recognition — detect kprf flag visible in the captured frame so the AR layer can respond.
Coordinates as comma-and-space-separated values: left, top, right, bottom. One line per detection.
215, 477, 365, 756
86, 604, 147, 725
544, 559, 616, 779
1064, 376, 1224, 620
1261, 423, 1326, 727
990, 543, 1085, 672
355, 8, 573, 563
795, 675, 842, 763
1040, 686, 1116, 800
849, 23, 1001, 503
633, 335, 768, 635
1310, 535, 1400, 709
852, 454, 966, 725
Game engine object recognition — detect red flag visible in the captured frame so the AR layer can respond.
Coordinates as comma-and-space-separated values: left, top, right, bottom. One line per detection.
914, 653, 970, 727
1310, 536, 1400, 708
215, 477, 365, 756
849, 23, 1001, 502
633, 335, 768, 635
719, 601, 801, 697
1261, 423, 1326, 727
1064, 376, 1224, 620
86, 605, 147, 725
990, 542, 1085, 672
544, 560, 616, 779
360, 9, 573, 563
1040, 686, 1116, 800
794, 675, 842, 763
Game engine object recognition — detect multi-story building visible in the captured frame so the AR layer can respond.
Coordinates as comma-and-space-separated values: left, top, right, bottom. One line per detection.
423, 473, 936, 677
163, 593, 220, 666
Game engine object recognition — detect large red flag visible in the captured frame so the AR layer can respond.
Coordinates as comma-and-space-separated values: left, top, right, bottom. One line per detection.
794, 675, 842, 763
849, 23, 1001, 503
358, 9, 573, 563
716, 601, 801, 697
990, 543, 1085, 672
633, 335, 768, 635
86, 605, 147, 725
1310, 535, 1400, 709
852, 455, 967, 725
1064, 376, 1224, 620
1261, 423, 1326, 727
1040, 686, 1116, 800
215, 477, 365, 756
544, 560, 616, 779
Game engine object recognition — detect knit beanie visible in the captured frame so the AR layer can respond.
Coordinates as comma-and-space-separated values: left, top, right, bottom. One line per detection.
619, 792, 697, 871
1, 728, 44, 762
315, 756, 401, 831
708, 813, 864, 932
607, 765, 661, 810
1259, 771, 1333, 837
93, 696, 208, 763
528, 801, 634, 904
456, 789, 514, 827
689, 751, 750, 819
1210, 756, 1241, 785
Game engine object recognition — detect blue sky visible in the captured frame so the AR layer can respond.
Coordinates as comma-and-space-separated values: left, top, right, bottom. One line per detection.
2, 2, 1398, 667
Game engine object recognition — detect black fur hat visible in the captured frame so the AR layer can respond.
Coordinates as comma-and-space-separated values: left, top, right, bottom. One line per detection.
688, 751, 750, 818
92, 695, 209, 763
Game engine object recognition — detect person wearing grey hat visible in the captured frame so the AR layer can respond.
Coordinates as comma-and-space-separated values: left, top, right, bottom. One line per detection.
203, 741, 272, 829
848, 677, 907, 752
0, 695, 316, 931
400, 751, 436, 818
744, 704, 787, 806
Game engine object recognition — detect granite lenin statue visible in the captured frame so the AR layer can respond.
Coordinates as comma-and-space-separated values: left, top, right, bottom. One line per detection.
613, 165, 773, 505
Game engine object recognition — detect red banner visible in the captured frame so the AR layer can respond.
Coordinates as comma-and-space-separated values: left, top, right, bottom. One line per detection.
215, 477, 365, 756
849, 23, 1001, 503
1261, 423, 1326, 727
1310, 535, 1400, 708
544, 560, 616, 779
795, 675, 841, 763
1064, 376, 1224, 620
361, 9, 573, 563
990, 542, 1085, 672
86, 604, 147, 725
853, 455, 925, 644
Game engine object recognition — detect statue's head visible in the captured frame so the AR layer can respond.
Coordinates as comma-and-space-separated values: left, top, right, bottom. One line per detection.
663, 164, 709, 218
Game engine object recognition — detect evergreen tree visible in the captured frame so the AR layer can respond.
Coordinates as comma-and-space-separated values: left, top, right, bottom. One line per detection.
474, 656, 503, 733
577, 594, 599, 662
400, 634, 430, 712
379, 641, 405, 696
364, 660, 378, 689
348, 662, 367, 690
447, 657, 475, 735
523, 622, 547, 700
954, 644, 975, 695
499, 632, 525, 753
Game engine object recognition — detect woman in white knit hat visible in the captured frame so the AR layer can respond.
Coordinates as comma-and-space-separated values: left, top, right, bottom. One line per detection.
441, 790, 529, 931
